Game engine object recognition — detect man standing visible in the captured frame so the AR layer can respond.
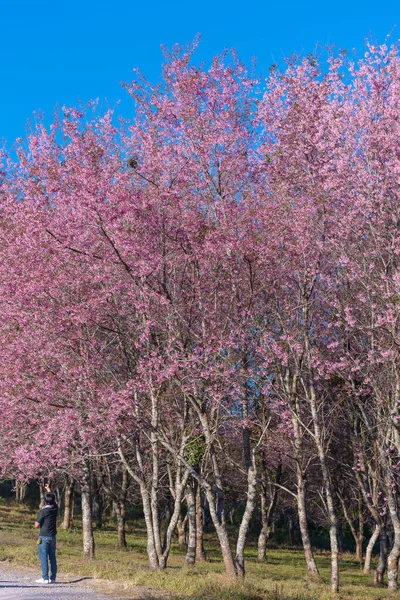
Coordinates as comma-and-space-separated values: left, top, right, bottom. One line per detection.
34, 483, 58, 584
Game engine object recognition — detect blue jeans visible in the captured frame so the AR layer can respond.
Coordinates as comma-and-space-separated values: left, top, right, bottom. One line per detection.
38, 535, 57, 582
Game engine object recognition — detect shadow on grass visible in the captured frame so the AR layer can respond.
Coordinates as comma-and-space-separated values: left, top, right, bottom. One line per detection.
160, 591, 314, 600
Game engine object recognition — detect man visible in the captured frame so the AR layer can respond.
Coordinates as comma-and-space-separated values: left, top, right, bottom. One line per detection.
34, 483, 58, 584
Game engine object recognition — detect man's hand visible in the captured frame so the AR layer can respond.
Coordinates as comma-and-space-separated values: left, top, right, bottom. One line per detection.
44, 484, 51, 493
34, 521, 40, 528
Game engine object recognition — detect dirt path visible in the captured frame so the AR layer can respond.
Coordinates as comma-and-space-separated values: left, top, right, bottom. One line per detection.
0, 566, 118, 600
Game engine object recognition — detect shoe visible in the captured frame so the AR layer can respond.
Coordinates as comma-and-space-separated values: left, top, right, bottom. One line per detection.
50, 580, 56, 583
35, 578, 49, 584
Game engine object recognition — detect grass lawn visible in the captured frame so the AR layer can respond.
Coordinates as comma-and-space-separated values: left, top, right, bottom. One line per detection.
0, 500, 393, 600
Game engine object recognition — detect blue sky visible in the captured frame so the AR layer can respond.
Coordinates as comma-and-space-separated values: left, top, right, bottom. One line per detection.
1, 0, 399, 145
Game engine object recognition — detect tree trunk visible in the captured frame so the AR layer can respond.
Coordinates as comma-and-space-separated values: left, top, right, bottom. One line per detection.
158, 408, 236, 577
71, 488, 75, 526
307, 374, 339, 593
202, 483, 237, 578
150, 391, 163, 564
55, 486, 62, 509
39, 484, 45, 509
15, 481, 27, 503
374, 526, 388, 585
257, 461, 281, 562
176, 514, 187, 549
235, 464, 257, 577
364, 525, 379, 574
235, 379, 258, 578
257, 523, 272, 562
195, 484, 206, 562
160, 467, 191, 569
290, 400, 319, 577
81, 460, 95, 560
297, 473, 319, 575
62, 476, 75, 530
197, 412, 237, 578
337, 521, 344, 554
116, 465, 129, 549
185, 485, 196, 565
388, 540, 400, 592
338, 491, 363, 565
114, 500, 127, 549
288, 512, 294, 545
386, 469, 400, 592
387, 539, 400, 592
93, 483, 104, 530
118, 440, 160, 570
325, 477, 339, 592
355, 538, 363, 564
140, 482, 160, 569
355, 468, 383, 578
357, 495, 364, 564
120, 435, 190, 571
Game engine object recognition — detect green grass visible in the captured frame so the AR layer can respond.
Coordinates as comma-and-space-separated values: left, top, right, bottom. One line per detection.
0, 499, 393, 600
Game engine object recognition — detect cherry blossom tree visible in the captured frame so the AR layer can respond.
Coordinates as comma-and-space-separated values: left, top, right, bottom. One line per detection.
2, 39, 400, 593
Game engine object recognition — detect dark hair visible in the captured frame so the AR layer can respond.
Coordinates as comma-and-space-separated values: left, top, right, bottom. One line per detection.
44, 492, 56, 505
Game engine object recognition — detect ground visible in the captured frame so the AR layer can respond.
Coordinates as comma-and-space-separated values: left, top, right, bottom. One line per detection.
0, 566, 122, 600
0, 500, 395, 600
